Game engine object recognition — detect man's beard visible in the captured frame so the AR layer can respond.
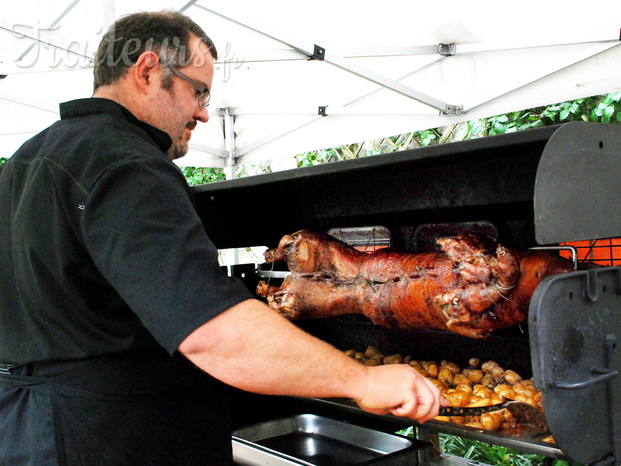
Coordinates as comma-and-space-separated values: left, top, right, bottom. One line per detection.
168, 142, 188, 161
167, 121, 197, 161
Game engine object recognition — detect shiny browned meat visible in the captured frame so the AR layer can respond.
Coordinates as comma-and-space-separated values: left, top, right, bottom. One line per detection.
257, 230, 574, 339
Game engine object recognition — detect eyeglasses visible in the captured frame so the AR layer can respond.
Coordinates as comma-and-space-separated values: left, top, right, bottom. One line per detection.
168, 67, 211, 109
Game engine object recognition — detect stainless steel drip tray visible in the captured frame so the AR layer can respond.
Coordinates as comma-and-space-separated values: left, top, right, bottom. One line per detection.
232, 414, 429, 466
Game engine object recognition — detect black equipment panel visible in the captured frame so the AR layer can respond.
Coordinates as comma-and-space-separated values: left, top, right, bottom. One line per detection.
530, 266, 621, 465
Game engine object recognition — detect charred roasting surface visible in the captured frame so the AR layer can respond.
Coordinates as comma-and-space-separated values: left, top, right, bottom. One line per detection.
257, 230, 574, 339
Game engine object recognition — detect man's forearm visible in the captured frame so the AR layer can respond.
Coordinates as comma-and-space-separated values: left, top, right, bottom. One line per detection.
179, 298, 445, 422
178, 299, 369, 400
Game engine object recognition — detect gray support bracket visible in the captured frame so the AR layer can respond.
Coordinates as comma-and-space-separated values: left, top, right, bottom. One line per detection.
310, 44, 325, 60
216, 107, 241, 178
438, 43, 456, 57
445, 105, 464, 115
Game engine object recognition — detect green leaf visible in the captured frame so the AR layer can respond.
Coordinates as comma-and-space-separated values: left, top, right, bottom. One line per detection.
608, 91, 621, 102
181, 166, 226, 186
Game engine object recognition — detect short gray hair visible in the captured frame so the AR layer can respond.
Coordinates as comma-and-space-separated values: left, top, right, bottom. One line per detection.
93, 10, 217, 91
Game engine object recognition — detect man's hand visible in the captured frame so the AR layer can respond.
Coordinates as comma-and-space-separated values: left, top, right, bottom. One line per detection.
355, 364, 449, 423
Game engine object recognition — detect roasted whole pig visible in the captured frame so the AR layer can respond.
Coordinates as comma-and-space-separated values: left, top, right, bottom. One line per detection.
256, 230, 574, 339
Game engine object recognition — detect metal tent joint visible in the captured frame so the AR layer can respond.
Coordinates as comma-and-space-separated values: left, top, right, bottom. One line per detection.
318, 106, 328, 116
445, 104, 464, 115
216, 107, 241, 164
310, 44, 325, 60
214, 149, 239, 159
219, 150, 242, 161
438, 43, 456, 57
217, 107, 236, 116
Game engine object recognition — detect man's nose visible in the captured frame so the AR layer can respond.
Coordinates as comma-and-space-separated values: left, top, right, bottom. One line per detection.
195, 105, 209, 123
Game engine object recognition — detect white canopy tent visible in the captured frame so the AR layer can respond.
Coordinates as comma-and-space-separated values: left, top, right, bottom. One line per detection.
1, 0, 621, 175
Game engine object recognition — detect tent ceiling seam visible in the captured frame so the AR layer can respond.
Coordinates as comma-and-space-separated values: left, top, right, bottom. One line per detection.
463, 41, 621, 112
193, 2, 459, 114
16, 0, 81, 62
0, 90, 59, 113
0, 23, 94, 63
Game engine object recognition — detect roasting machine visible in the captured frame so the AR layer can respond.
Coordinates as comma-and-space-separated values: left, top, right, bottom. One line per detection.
192, 121, 621, 465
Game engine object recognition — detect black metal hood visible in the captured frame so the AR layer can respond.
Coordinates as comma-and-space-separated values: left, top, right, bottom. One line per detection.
191, 121, 621, 465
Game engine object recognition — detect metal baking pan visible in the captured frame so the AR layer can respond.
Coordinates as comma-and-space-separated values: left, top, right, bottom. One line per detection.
232, 414, 430, 466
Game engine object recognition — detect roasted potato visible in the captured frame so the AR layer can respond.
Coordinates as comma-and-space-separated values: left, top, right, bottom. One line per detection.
343, 347, 545, 436
383, 354, 403, 365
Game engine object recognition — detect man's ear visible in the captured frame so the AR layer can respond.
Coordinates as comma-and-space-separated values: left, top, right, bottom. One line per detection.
133, 51, 159, 94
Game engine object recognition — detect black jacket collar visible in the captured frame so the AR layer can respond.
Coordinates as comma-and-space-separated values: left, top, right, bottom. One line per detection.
59, 98, 173, 154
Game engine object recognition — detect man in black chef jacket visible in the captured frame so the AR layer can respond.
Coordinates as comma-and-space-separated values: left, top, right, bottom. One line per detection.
0, 10, 446, 465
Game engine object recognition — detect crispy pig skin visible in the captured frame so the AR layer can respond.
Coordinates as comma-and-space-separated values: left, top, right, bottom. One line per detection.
257, 230, 573, 339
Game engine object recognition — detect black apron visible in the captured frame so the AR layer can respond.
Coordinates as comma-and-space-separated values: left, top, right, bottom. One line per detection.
0, 351, 234, 466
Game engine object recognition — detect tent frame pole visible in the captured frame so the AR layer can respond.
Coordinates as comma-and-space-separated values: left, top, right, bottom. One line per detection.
194, 3, 461, 115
